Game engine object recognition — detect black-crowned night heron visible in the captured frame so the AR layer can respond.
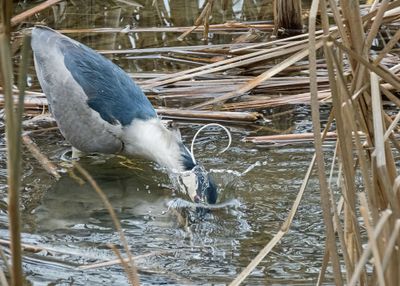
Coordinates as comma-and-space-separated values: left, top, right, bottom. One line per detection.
31, 26, 217, 205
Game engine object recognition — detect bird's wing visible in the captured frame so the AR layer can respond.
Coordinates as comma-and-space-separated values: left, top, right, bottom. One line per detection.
32, 26, 157, 154
59, 35, 157, 126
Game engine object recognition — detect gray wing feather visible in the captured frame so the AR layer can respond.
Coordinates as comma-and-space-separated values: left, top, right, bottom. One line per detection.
32, 26, 123, 154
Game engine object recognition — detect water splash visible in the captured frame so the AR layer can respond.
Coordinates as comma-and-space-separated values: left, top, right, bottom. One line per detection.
166, 197, 241, 211
211, 160, 265, 177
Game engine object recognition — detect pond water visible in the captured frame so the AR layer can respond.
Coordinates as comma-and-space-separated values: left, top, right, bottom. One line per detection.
1, 1, 335, 285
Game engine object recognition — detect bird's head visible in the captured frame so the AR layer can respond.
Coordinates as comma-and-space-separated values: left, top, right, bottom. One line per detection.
168, 122, 231, 205
175, 164, 218, 204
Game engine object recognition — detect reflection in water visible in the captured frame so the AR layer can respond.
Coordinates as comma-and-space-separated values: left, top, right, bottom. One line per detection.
34, 161, 170, 232
34, 154, 245, 232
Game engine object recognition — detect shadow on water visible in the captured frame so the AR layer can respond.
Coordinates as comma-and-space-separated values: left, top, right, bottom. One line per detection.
0, 0, 336, 285
34, 158, 172, 232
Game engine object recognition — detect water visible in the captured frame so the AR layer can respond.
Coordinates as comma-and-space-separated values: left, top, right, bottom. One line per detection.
1, 1, 334, 285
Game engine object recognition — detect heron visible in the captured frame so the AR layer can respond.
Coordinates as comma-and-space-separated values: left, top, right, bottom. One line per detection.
31, 26, 218, 205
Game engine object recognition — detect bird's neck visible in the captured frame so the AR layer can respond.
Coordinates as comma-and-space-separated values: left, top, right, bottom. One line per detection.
123, 118, 195, 172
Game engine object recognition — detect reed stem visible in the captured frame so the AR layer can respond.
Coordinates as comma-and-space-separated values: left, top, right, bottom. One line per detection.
0, 1, 28, 284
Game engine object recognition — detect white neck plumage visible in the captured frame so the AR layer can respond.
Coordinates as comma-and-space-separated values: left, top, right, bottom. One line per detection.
122, 118, 195, 172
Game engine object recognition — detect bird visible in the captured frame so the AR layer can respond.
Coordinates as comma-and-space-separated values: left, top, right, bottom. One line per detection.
31, 26, 218, 205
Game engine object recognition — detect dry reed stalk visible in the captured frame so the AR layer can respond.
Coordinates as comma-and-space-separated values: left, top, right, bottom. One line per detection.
11, 0, 62, 26
99, 43, 249, 55
327, 44, 374, 220
177, 1, 210, 41
230, 28, 330, 53
79, 251, 170, 270
0, 238, 90, 256
273, 0, 302, 35
380, 86, 400, 108
73, 163, 140, 286
329, 191, 352, 285
359, 193, 385, 286
371, 72, 399, 213
308, 0, 400, 284
142, 41, 310, 89
348, 209, 392, 286
362, 0, 390, 55
322, 2, 368, 283
316, 245, 332, 286
167, 76, 329, 87
333, 39, 400, 90
318, 141, 348, 285
309, 1, 343, 284
372, 29, 400, 65
108, 244, 138, 285
384, 110, 400, 141
202, 1, 212, 41
221, 91, 331, 111
0, 246, 11, 280
325, 40, 367, 280
327, 0, 351, 48
114, 0, 143, 7
244, 131, 337, 144
0, 3, 30, 284
340, 0, 366, 65
0, 269, 8, 286
0, 95, 45, 106
190, 41, 322, 109
0, 235, 168, 273
22, 134, 60, 180
157, 108, 262, 122
58, 23, 274, 35
381, 219, 400, 271
0, 93, 266, 124
2, 87, 330, 116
